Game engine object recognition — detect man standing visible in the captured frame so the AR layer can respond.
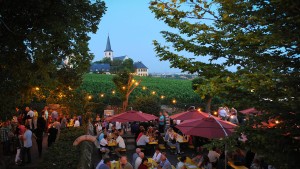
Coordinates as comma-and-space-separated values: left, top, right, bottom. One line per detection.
22, 125, 33, 165
132, 148, 141, 168
158, 112, 165, 133
0, 121, 10, 155
26, 107, 34, 130
164, 111, 170, 133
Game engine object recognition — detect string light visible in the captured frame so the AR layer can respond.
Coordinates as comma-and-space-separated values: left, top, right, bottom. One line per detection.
88, 95, 92, 100
100, 94, 104, 97
35, 87, 40, 91
151, 91, 156, 95
172, 99, 177, 104
112, 90, 116, 94
142, 86, 147, 90
160, 95, 165, 99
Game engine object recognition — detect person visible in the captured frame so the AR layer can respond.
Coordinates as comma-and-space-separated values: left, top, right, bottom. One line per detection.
21, 125, 33, 165
47, 124, 58, 147
152, 148, 162, 163
176, 156, 187, 169
192, 153, 203, 165
120, 156, 133, 169
60, 115, 67, 129
51, 109, 58, 121
0, 121, 10, 155
96, 158, 111, 169
164, 111, 170, 133
218, 107, 227, 120
166, 130, 182, 154
115, 132, 126, 158
135, 152, 145, 169
74, 117, 80, 127
136, 131, 150, 154
33, 109, 38, 129
199, 155, 212, 169
158, 112, 165, 133
158, 153, 172, 169
138, 157, 149, 169
42, 106, 49, 123
26, 107, 34, 130
208, 147, 220, 166
99, 135, 110, 158
34, 118, 45, 157
132, 148, 141, 167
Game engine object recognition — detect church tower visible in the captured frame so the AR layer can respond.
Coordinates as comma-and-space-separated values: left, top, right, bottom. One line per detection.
104, 35, 113, 60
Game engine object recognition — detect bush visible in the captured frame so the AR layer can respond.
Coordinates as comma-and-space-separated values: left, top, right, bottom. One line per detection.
39, 127, 86, 169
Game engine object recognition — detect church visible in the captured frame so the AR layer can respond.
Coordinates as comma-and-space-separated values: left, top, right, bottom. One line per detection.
90, 36, 149, 76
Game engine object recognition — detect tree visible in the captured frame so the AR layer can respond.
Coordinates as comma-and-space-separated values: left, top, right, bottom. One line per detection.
0, 0, 106, 119
121, 58, 135, 73
150, 0, 300, 168
94, 57, 112, 64
132, 96, 161, 116
112, 71, 141, 112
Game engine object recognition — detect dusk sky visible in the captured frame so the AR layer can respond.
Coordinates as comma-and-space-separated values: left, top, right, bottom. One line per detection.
88, 0, 182, 73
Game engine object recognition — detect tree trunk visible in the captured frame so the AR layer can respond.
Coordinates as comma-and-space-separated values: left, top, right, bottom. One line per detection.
205, 97, 213, 113
122, 96, 129, 112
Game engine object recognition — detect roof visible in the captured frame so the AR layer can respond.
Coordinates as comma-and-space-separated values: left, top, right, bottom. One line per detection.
90, 63, 110, 72
104, 35, 113, 52
134, 61, 148, 69
114, 56, 127, 61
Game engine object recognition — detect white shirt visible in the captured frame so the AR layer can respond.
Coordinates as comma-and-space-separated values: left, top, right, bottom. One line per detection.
74, 120, 80, 127
152, 152, 162, 163
135, 157, 142, 169
137, 135, 149, 146
176, 162, 185, 169
208, 150, 220, 163
27, 110, 34, 118
100, 138, 108, 147
219, 109, 227, 118
116, 135, 125, 148
116, 122, 122, 130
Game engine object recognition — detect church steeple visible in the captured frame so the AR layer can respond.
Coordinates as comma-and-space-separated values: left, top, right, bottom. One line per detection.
104, 35, 113, 60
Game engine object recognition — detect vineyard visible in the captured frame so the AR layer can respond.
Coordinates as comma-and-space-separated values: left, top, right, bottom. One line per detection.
80, 74, 204, 108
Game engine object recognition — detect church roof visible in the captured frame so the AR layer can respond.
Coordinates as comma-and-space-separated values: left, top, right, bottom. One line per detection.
90, 63, 110, 72
104, 35, 113, 52
134, 61, 148, 69
114, 56, 127, 61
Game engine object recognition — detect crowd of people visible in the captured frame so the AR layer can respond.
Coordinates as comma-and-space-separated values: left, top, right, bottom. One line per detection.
0, 106, 83, 166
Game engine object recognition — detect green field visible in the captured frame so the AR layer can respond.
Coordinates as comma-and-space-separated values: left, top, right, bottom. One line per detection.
80, 74, 202, 107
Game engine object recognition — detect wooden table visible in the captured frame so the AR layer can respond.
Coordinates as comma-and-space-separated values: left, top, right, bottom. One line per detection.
108, 140, 117, 147
228, 161, 248, 169
177, 157, 199, 169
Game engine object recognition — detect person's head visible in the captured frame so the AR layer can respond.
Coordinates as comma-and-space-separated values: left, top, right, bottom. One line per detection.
120, 156, 128, 165
25, 107, 30, 111
25, 125, 30, 130
160, 152, 167, 161
103, 158, 111, 166
104, 135, 107, 139
196, 152, 202, 158
159, 112, 163, 116
142, 157, 148, 165
155, 147, 161, 153
180, 156, 187, 162
164, 111, 168, 116
139, 152, 145, 158
136, 148, 141, 154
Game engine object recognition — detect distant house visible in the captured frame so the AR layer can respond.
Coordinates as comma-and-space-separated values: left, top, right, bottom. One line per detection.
134, 61, 148, 76
90, 63, 110, 74
90, 35, 149, 76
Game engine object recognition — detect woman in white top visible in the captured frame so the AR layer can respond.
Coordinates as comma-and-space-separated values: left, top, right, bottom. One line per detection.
152, 148, 162, 163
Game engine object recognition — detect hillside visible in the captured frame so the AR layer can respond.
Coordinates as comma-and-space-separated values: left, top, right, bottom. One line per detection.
80, 74, 202, 107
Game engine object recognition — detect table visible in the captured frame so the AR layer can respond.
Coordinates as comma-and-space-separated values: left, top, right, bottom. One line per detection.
177, 157, 199, 169
110, 160, 120, 169
108, 140, 117, 147
228, 161, 248, 169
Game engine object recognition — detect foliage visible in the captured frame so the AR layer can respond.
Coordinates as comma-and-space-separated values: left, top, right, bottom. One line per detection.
112, 71, 141, 111
150, 0, 300, 168
39, 127, 86, 169
131, 96, 161, 116
0, 1, 106, 120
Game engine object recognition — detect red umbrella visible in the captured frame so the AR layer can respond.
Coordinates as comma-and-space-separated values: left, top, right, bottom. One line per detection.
175, 116, 237, 139
170, 109, 208, 121
240, 107, 261, 115
105, 110, 158, 122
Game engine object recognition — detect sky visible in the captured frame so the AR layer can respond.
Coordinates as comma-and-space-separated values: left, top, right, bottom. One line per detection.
88, 0, 182, 73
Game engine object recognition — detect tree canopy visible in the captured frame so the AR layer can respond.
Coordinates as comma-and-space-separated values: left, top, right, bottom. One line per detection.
0, 0, 106, 119
150, 0, 300, 168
